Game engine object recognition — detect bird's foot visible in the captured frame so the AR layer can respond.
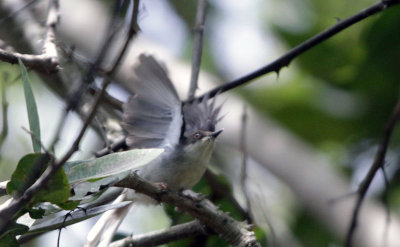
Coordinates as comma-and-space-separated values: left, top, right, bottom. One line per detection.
154, 182, 169, 192
153, 182, 169, 203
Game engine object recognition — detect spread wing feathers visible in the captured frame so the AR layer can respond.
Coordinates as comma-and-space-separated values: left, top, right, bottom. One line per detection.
183, 94, 224, 137
122, 54, 182, 149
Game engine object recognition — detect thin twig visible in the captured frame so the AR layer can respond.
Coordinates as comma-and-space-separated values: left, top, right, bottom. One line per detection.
254, 188, 276, 247
187, 0, 207, 100
21, 127, 49, 154
0, 72, 9, 151
0, 79, 111, 234
42, 0, 60, 70
345, 98, 400, 247
381, 165, 390, 247
92, 0, 141, 156
54, 0, 141, 179
187, 0, 400, 104
87, 86, 124, 111
239, 105, 252, 223
0, 0, 140, 234
115, 173, 261, 247
110, 220, 208, 247
95, 138, 127, 157
0, 0, 39, 25
0, 0, 60, 73
0, 49, 58, 74
107, 0, 140, 75
327, 191, 358, 205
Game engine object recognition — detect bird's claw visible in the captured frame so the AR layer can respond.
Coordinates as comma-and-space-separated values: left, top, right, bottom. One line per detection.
155, 182, 169, 192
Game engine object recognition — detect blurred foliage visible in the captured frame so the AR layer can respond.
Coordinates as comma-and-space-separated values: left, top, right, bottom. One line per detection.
260, 4, 400, 146
292, 210, 340, 247
169, 0, 197, 26
171, 0, 400, 246
255, 2, 400, 246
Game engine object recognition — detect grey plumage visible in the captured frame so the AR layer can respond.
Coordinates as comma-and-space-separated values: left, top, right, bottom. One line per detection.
123, 54, 223, 149
122, 54, 182, 149
87, 54, 223, 247
182, 94, 224, 139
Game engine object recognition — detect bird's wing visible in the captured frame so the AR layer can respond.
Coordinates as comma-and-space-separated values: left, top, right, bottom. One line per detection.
122, 54, 182, 149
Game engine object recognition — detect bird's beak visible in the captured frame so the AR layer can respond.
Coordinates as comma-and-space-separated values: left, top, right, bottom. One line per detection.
209, 129, 223, 138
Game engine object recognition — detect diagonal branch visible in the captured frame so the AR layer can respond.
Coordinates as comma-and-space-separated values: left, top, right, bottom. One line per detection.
110, 220, 208, 247
345, 98, 400, 247
187, 0, 400, 103
116, 173, 260, 247
0, 0, 60, 73
0, 78, 112, 234
187, 0, 208, 100
42, 0, 60, 69
239, 105, 252, 222
0, 0, 39, 25
0, 74, 9, 151
0, 0, 141, 235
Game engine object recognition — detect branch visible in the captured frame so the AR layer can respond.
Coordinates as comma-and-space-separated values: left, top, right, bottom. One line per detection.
240, 105, 251, 222
95, 138, 128, 157
42, 0, 60, 68
187, 0, 207, 100
0, 0, 141, 234
0, 49, 58, 74
0, 0, 38, 25
0, 73, 9, 151
108, 0, 140, 74
110, 220, 207, 247
116, 173, 260, 247
381, 166, 391, 247
345, 98, 400, 247
0, 79, 111, 234
0, 0, 116, 134
187, 0, 400, 103
0, 0, 60, 73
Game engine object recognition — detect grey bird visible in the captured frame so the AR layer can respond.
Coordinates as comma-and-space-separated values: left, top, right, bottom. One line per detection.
86, 54, 223, 247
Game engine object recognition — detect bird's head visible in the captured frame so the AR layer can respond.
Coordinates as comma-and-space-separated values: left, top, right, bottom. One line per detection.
180, 95, 224, 157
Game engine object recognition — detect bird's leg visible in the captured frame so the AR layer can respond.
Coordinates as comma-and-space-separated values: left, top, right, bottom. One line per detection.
154, 182, 169, 192
153, 182, 169, 202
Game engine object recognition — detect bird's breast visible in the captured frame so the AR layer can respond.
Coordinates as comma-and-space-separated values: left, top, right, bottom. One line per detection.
138, 149, 210, 191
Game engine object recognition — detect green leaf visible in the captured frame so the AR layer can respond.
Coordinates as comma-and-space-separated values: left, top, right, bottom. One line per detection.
0, 234, 18, 247
19, 59, 41, 153
0, 222, 29, 247
64, 149, 163, 203
55, 200, 80, 210
64, 148, 164, 184
34, 167, 70, 209
27, 207, 45, 219
7, 153, 49, 197
27, 201, 131, 234
7, 153, 71, 209
0, 222, 29, 237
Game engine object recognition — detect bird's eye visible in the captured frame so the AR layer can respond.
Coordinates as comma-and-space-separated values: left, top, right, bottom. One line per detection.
193, 132, 202, 139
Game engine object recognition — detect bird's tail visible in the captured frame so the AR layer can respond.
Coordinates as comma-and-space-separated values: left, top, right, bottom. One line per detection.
85, 191, 133, 247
